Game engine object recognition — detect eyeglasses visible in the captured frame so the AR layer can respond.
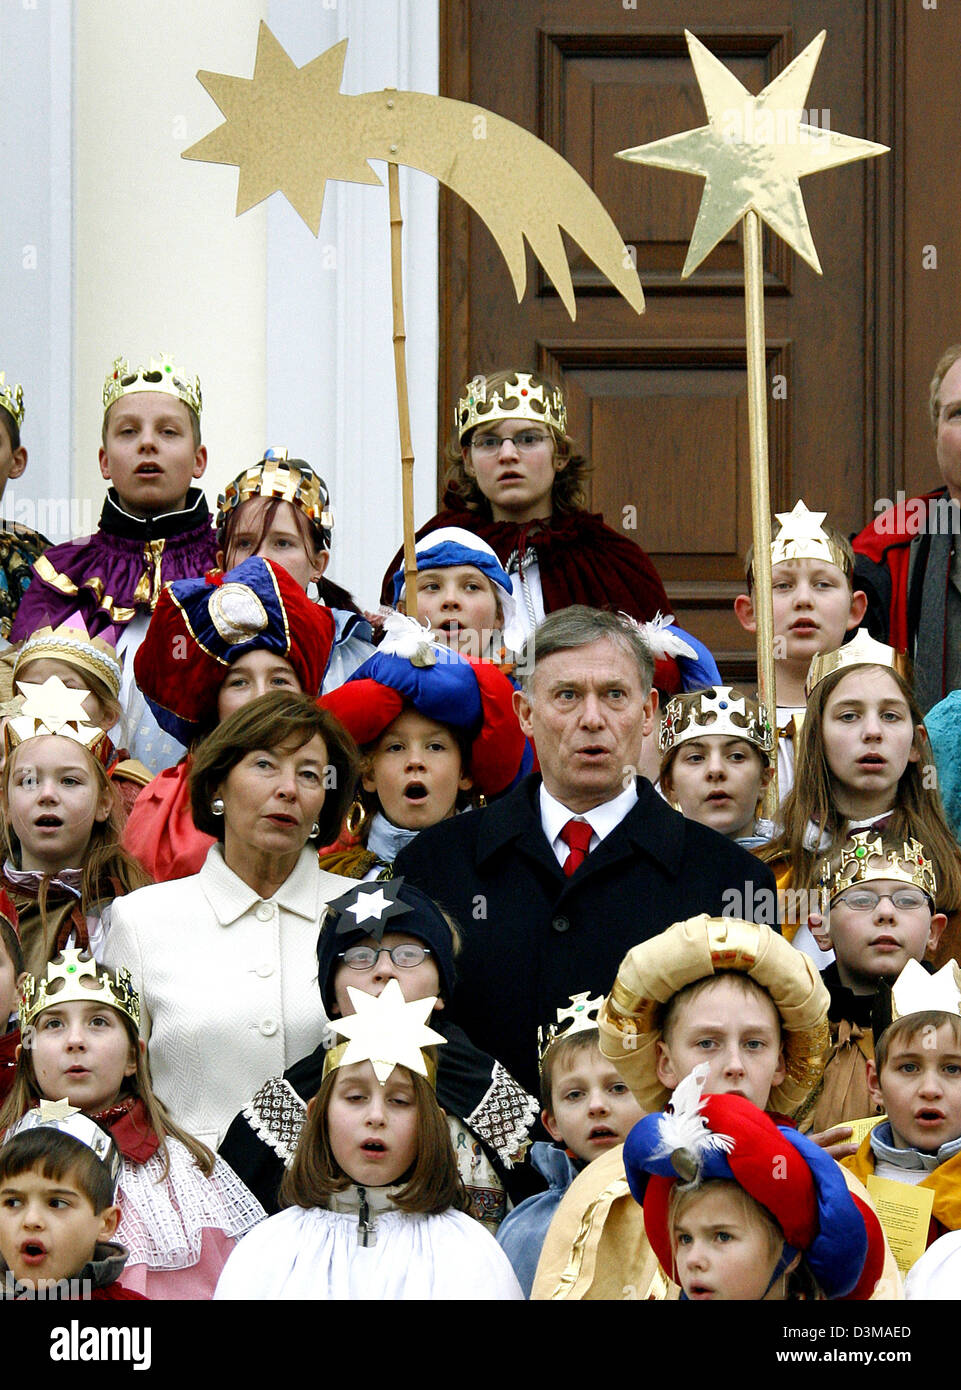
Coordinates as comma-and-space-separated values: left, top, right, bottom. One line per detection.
470, 430, 552, 455
338, 944, 432, 969
833, 888, 931, 912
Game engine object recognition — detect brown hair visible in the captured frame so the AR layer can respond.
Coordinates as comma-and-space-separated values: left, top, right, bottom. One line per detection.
762, 665, 961, 912
1, 971, 215, 1180
929, 344, 961, 432
0, 1127, 115, 1213
874, 1010, 961, 1075
443, 369, 590, 518
279, 1063, 469, 1216
744, 525, 855, 590
190, 691, 360, 843
660, 974, 783, 1048
0, 405, 20, 453
0, 916, 23, 977
539, 1028, 600, 1113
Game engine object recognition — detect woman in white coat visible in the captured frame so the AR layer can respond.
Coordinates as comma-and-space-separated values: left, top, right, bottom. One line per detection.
103, 691, 360, 1148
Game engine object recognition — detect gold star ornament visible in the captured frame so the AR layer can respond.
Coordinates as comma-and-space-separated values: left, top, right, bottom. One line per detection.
9, 676, 103, 745
617, 29, 888, 276
328, 978, 446, 1085
770, 499, 851, 573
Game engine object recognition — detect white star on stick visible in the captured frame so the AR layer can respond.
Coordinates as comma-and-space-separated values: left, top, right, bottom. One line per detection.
332, 978, 445, 1084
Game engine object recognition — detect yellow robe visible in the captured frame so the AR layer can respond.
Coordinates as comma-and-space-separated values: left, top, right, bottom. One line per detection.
844, 1132, 961, 1237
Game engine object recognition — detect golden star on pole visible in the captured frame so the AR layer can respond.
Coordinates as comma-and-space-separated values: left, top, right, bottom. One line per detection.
617, 29, 888, 276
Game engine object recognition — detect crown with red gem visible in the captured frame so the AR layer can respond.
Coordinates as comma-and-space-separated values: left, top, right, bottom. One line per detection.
0, 372, 24, 428
455, 372, 567, 442
537, 991, 605, 1068
819, 830, 937, 904
102, 353, 202, 420
19, 948, 140, 1032
658, 684, 774, 757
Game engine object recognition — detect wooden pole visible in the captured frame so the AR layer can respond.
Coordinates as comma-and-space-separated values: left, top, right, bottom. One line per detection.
388, 160, 418, 621
743, 209, 779, 817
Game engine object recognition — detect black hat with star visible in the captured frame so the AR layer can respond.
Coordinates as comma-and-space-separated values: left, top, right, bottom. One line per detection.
316, 877, 458, 1015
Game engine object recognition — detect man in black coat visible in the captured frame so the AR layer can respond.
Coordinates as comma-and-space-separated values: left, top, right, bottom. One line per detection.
394, 607, 778, 1095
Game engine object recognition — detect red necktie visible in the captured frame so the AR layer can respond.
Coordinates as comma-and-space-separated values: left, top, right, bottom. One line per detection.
560, 818, 593, 877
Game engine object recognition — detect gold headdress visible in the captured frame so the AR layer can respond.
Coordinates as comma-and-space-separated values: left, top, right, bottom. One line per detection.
14, 617, 123, 701
19, 948, 140, 1032
102, 353, 202, 420
217, 447, 334, 541
2, 1099, 122, 1193
4, 676, 113, 766
805, 627, 912, 698
455, 372, 566, 443
322, 978, 445, 1087
820, 831, 937, 905
0, 372, 25, 428
890, 959, 961, 1021
770, 500, 852, 577
658, 685, 774, 758
538, 991, 605, 1068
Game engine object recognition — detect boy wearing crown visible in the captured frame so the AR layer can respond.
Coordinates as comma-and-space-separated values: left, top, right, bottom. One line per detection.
794, 832, 946, 1138
11, 356, 218, 773
0, 372, 50, 642
495, 993, 643, 1296
734, 500, 867, 802
842, 959, 961, 1264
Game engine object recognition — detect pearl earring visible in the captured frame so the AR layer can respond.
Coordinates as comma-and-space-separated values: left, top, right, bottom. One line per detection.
211, 798, 225, 816
310, 821, 320, 838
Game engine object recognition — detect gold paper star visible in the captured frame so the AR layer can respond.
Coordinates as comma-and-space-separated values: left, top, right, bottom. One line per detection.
617, 29, 888, 276
332, 978, 445, 1085
38, 1098, 79, 1122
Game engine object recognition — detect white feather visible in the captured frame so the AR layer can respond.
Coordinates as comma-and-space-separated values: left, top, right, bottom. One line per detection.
651, 1062, 735, 1164
637, 611, 698, 662
378, 608, 443, 660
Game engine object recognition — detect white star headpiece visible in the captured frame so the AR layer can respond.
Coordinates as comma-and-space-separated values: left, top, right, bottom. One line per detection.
324, 977, 446, 1086
891, 960, 961, 1023
770, 500, 851, 577
4, 676, 113, 761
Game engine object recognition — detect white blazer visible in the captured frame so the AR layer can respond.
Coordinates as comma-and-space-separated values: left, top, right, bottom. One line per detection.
103, 845, 352, 1149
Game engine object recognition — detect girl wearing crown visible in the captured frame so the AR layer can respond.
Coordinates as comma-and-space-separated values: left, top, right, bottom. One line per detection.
761, 632, 961, 970
216, 448, 374, 690
379, 370, 679, 675
0, 676, 149, 977
1, 950, 265, 1298
214, 980, 523, 1300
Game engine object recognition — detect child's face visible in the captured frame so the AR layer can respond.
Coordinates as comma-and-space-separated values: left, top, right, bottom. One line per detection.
543, 1045, 642, 1164
663, 737, 769, 839
363, 709, 472, 830
99, 392, 206, 518
30, 999, 138, 1113
673, 1185, 786, 1301
16, 658, 110, 729
409, 566, 500, 656
0, 416, 27, 500
331, 931, 442, 1018
4, 738, 112, 874
0, 1164, 118, 1287
216, 650, 302, 721
824, 877, 945, 993
222, 497, 328, 592
822, 667, 918, 813
462, 417, 562, 523
735, 558, 862, 668
870, 1022, 961, 1152
656, 979, 785, 1109
326, 1061, 419, 1187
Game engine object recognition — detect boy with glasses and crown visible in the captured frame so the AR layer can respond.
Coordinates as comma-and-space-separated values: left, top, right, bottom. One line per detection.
11, 354, 218, 775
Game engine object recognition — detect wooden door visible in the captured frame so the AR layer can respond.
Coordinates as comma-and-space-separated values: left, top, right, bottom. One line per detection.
439, 0, 925, 681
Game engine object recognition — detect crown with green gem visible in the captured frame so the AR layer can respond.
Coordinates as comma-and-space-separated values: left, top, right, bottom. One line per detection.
102, 353, 202, 420
0, 372, 24, 428
819, 831, 937, 905
537, 991, 605, 1069
19, 948, 140, 1032
658, 684, 774, 758
455, 372, 566, 443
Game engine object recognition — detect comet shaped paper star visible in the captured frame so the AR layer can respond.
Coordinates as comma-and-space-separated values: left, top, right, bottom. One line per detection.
617, 29, 888, 277
183, 22, 644, 318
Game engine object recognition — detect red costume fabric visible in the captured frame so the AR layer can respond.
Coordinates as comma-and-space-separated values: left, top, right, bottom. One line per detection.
123, 759, 213, 883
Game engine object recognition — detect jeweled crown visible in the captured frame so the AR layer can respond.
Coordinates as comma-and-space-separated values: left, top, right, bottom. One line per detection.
820, 831, 937, 904
805, 628, 912, 698
537, 991, 605, 1068
455, 372, 566, 442
217, 447, 333, 543
14, 617, 123, 701
19, 948, 140, 1032
658, 684, 774, 757
102, 353, 202, 420
0, 372, 24, 428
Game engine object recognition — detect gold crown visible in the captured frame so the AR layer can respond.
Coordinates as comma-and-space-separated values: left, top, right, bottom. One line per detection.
804, 628, 911, 698
770, 500, 852, 577
322, 979, 445, 1087
102, 353, 202, 420
217, 448, 333, 539
14, 619, 123, 701
19, 949, 140, 1032
3, 1100, 122, 1193
4, 676, 114, 765
820, 831, 937, 904
455, 372, 567, 442
537, 991, 605, 1068
891, 959, 961, 1021
0, 372, 24, 428
658, 685, 774, 758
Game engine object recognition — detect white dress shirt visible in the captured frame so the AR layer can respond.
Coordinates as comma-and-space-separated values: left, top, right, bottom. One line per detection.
539, 781, 640, 870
